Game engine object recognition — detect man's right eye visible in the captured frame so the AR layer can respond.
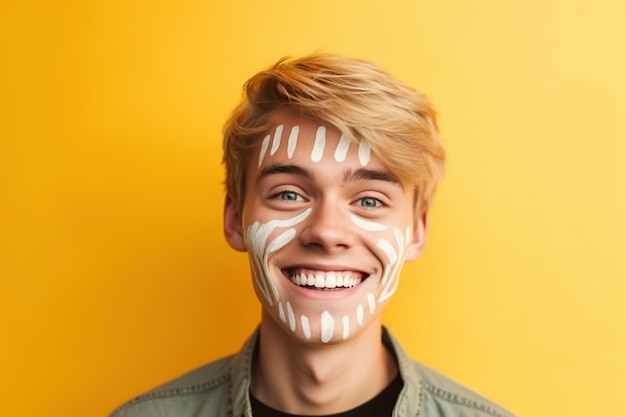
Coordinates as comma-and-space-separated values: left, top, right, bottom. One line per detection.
277, 191, 302, 201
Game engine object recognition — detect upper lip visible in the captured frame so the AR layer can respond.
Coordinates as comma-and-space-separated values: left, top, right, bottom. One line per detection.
281, 264, 371, 277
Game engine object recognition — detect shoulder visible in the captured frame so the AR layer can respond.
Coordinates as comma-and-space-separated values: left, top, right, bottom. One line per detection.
109, 355, 232, 417
413, 361, 516, 417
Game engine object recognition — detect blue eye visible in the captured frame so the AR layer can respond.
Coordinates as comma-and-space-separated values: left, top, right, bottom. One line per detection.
279, 191, 301, 201
360, 197, 381, 208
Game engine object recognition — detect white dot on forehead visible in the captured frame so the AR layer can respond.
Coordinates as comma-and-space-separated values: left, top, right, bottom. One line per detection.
311, 126, 326, 162
358, 141, 371, 166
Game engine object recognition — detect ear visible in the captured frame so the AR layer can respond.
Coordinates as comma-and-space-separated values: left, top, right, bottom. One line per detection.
223, 195, 247, 252
404, 212, 428, 262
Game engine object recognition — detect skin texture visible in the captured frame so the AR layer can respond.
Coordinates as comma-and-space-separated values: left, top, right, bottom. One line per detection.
223, 110, 427, 413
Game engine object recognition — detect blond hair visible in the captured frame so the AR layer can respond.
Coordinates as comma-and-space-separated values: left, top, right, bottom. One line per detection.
222, 53, 445, 217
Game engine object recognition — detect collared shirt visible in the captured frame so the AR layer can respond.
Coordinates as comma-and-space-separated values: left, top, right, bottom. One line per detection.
110, 328, 515, 417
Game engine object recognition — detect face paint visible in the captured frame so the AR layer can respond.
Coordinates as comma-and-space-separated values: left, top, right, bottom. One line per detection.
287, 125, 299, 159
378, 227, 412, 303
301, 316, 311, 339
258, 134, 270, 167
246, 117, 416, 344
334, 134, 351, 162
311, 126, 326, 162
356, 305, 364, 325
286, 301, 296, 331
245, 209, 312, 305
367, 293, 376, 314
270, 124, 283, 156
320, 311, 334, 343
350, 214, 388, 232
358, 140, 371, 166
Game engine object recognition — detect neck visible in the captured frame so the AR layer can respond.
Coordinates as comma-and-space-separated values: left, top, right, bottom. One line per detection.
251, 311, 397, 415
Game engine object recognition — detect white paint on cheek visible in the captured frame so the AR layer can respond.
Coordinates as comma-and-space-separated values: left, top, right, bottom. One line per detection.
301, 316, 311, 339
357, 305, 364, 325
286, 301, 296, 332
378, 227, 411, 303
245, 209, 312, 305
278, 302, 286, 323
320, 311, 334, 343
258, 134, 270, 167
287, 125, 299, 159
311, 126, 326, 162
358, 140, 371, 166
377, 238, 399, 273
334, 133, 350, 162
367, 293, 376, 313
342, 315, 350, 340
350, 214, 388, 232
270, 125, 283, 155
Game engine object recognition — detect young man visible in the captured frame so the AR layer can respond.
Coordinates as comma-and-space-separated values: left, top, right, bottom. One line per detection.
111, 54, 514, 417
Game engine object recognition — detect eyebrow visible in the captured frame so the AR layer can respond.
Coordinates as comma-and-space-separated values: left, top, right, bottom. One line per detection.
257, 163, 401, 187
347, 168, 401, 186
257, 164, 313, 183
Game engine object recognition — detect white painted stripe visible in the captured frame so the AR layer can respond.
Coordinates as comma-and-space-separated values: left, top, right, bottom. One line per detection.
278, 302, 286, 323
377, 238, 398, 265
287, 126, 299, 159
334, 134, 350, 162
350, 214, 387, 231
287, 302, 296, 331
357, 305, 364, 325
311, 126, 326, 162
301, 316, 311, 339
342, 315, 350, 340
358, 141, 371, 166
367, 293, 376, 313
258, 134, 270, 167
321, 311, 334, 343
270, 125, 283, 155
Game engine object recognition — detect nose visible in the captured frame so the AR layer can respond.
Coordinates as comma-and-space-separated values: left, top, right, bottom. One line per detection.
298, 200, 355, 251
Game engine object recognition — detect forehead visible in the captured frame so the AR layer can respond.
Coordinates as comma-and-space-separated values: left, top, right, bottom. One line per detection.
254, 111, 375, 170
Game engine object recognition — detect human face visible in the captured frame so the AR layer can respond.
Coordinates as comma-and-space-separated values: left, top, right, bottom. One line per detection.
224, 111, 426, 345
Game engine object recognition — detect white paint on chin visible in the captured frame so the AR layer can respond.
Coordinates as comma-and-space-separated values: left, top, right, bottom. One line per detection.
286, 301, 296, 332
342, 315, 350, 340
287, 125, 299, 159
357, 305, 364, 325
311, 126, 326, 162
367, 293, 376, 313
301, 316, 311, 339
334, 133, 350, 162
321, 311, 334, 343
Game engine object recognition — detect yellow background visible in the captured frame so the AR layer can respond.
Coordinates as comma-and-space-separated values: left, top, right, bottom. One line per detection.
1, 1, 625, 416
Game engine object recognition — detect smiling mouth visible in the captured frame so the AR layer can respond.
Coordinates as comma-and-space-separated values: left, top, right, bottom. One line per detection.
285, 269, 367, 290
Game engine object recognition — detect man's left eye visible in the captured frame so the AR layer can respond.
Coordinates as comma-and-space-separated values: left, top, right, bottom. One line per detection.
359, 197, 382, 208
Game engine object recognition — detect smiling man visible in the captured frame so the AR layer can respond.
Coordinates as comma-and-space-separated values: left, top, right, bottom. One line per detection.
111, 54, 514, 417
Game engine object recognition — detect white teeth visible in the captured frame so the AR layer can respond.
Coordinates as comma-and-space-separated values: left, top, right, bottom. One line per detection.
290, 271, 363, 289
314, 273, 325, 288
326, 273, 336, 288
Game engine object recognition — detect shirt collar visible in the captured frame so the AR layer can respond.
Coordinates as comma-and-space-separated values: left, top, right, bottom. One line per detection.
228, 327, 423, 417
